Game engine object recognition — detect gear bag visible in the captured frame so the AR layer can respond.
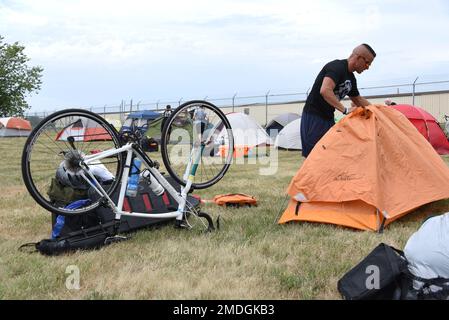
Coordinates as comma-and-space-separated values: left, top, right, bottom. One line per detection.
213, 193, 257, 207
337, 243, 408, 300
337, 242, 449, 300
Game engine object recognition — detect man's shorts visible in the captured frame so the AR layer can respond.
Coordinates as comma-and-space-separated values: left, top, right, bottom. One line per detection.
300, 111, 335, 158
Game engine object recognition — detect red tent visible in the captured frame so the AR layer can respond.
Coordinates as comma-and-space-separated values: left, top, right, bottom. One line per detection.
389, 104, 449, 155
56, 118, 111, 142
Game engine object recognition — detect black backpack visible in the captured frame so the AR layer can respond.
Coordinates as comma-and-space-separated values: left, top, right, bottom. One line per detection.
337, 243, 449, 300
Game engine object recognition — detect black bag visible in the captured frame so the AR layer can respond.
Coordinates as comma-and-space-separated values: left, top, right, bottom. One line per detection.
20, 221, 117, 256
338, 243, 408, 300
400, 270, 449, 300
52, 210, 106, 237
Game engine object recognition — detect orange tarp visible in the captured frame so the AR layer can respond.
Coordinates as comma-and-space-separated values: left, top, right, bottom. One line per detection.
279, 105, 449, 231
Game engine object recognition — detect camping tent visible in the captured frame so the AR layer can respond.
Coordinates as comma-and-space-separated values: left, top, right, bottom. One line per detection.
389, 104, 449, 155
274, 117, 302, 150
279, 105, 449, 232
266, 113, 300, 137
56, 118, 111, 141
0, 117, 32, 137
217, 112, 272, 157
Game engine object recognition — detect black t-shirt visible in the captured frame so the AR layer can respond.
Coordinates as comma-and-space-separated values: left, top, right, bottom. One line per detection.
303, 59, 359, 120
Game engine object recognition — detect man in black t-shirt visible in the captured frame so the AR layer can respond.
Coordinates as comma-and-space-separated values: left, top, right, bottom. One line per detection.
300, 44, 376, 157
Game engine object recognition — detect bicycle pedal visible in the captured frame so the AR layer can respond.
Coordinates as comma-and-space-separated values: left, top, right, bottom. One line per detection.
104, 235, 129, 245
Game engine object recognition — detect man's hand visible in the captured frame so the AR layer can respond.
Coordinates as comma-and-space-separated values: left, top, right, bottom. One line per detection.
343, 106, 357, 115
350, 95, 370, 107
348, 106, 358, 113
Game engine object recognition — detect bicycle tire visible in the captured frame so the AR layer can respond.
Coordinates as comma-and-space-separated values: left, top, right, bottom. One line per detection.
160, 100, 234, 189
21, 109, 124, 216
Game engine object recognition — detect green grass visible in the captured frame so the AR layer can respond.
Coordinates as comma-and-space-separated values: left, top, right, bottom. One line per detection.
0, 137, 449, 299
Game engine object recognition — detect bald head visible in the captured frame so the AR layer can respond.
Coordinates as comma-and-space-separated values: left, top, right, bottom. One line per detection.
352, 44, 376, 59
348, 43, 376, 73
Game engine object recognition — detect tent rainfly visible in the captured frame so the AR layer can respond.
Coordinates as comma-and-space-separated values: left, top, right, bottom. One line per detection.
279, 105, 449, 232
56, 118, 111, 141
0, 117, 32, 137
389, 104, 449, 155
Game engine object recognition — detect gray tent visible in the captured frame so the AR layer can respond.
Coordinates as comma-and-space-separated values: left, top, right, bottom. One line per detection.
266, 113, 299, 137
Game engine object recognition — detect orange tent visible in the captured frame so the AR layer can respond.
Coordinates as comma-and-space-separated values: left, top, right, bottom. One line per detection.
0, 117, 32, 137
279, 105, 449, 232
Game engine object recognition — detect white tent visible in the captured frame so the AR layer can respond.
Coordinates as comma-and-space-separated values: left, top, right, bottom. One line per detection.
218, 112, 272, 147
274, 117, 302, 150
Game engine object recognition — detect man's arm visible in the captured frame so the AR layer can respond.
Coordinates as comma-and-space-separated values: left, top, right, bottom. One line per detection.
350, 95, 370, 107
320, 77, 356, 114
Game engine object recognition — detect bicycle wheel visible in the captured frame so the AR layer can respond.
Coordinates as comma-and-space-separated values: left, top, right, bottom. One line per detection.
161, 100, 234, 189
22, 109, 124, 216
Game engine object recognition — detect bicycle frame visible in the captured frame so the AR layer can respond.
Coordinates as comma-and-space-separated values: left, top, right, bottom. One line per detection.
80, 142, 202, 222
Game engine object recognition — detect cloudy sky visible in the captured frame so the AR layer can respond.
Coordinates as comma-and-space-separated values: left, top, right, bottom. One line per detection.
1, 0, 449, 113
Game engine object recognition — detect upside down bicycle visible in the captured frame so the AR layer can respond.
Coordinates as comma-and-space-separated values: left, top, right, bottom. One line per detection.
21, 100, 234, 238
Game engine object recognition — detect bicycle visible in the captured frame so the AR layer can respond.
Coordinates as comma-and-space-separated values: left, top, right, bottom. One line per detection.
21, 100, 234, 239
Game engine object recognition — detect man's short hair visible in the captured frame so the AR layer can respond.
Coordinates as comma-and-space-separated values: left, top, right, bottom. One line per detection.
362, 43, 376, 57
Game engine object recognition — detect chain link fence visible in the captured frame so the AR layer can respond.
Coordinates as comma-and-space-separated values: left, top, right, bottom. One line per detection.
25, 79, 449, 126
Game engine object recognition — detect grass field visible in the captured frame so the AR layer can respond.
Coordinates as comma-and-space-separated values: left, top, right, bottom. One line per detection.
1, 137, 449, 300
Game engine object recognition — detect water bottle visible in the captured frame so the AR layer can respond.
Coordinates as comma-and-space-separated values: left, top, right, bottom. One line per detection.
141, 170, 164, 196
52, 215, 65, 239
126, 157, 142, 197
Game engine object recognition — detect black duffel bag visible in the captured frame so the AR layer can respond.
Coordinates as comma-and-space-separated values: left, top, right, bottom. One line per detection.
337, 243, 408, 300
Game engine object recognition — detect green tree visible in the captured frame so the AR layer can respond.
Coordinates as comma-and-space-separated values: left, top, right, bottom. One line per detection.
0, 35, 43, 117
